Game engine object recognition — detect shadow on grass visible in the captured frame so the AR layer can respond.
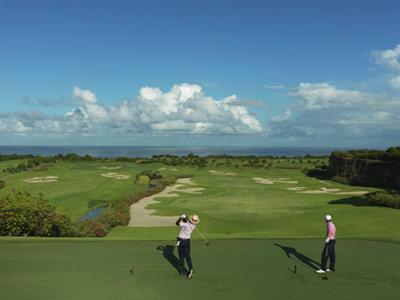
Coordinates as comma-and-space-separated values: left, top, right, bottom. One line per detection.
305, 168, 333, 180
156, 244, 182, 274
329, 196, 370, 207
274, 243, 320, 271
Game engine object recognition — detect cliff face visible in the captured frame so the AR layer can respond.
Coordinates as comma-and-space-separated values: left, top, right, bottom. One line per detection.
329, 156, 400, 188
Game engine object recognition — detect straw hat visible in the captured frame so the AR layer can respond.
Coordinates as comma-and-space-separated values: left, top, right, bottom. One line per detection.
190, 215, 200, 224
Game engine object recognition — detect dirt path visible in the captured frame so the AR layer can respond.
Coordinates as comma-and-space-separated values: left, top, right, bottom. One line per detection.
128, 178, 204, 227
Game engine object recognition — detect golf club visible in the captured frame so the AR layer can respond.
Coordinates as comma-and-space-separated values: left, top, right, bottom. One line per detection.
195, 227, 210, 246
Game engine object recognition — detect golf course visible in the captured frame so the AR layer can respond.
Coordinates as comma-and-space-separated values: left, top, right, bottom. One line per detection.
1, 157, 399, 299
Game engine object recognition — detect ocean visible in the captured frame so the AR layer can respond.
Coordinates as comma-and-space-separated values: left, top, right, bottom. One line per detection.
0, 146, 349, 158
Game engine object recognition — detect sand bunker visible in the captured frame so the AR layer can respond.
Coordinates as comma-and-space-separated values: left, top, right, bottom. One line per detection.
209, 170, 236, 176
101, 172, 130, 180
23, 176, 59, 183
319, 180, 333, 185
286, 187, 307, 191
129, 178, 205, 227
158, 167, 179, 171
253, 176, 368, 196
298, 187, 369, 195
335, 191, 370, 195
266, 184, 368, 195
99, 166, 121, 170
175, 178, 198, 185
300, 188, 341, 194
253, 177, 298, 185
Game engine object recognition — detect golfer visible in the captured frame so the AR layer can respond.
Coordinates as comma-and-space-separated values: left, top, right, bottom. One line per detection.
175, 214, 200, 279
316, 214, 336, 274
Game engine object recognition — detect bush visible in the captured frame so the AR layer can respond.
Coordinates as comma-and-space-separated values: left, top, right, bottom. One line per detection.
331, 146, 400, 161
332, 175, 349, 184
137, 175, 150, 185
80, 220, 108, 237
0, 180, 4, 190
136, 170, 162, 180
367, 191, 400, 209
0, 191, 79, 236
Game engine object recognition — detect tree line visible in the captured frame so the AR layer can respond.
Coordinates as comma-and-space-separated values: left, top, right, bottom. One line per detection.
331, 147, 400, 161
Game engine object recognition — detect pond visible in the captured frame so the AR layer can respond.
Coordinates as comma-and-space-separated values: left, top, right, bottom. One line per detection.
80, 206, 107, 221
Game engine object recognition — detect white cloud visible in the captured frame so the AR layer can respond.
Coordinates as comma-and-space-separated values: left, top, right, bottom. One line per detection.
371, 44, 400, 71
73, 86, 98, 104
389, 74, 400, 89
226, 99, 265, 108
136, 84, 263, 134
371, 44, 400, 90
269, 82, 400, 139
1, 84, 263, 137
295, 82, 368, 110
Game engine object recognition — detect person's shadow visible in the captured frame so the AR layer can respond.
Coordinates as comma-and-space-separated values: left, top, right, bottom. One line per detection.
274, 243, 320, 270
156, 244, 183, 274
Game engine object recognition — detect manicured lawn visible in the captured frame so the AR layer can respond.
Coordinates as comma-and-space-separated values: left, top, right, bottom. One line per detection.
1, 160, 400, 299
110, 166, 400, 241
1, 160, 399, 241
0, 161, 157, 221
0, 239, 399, 300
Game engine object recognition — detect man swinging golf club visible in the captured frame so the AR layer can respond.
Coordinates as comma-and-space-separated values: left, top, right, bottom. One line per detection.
316, 214, 336, 274
175, 214, 200, 279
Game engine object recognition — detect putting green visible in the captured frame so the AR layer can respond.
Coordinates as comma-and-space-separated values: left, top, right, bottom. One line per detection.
0, 239, 398, 300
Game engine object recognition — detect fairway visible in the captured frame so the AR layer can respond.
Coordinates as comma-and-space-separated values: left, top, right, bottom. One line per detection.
0, 239, 399, 300
1, 159, 400, 299
0, 161, 158, 221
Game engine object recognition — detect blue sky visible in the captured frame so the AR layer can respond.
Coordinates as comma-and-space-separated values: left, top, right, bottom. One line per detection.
0, 0, 399, 147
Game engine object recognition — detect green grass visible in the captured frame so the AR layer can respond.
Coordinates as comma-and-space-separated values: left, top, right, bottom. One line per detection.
109, 166, 400, 241
0, 161, 161, 221
0, 239, 399, 300
1, 160, 399, 241
1, 159, 400, 299
0, 159, 28, 173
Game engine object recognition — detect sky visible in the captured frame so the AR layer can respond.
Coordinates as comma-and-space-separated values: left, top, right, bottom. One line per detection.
0, 0, 399, 147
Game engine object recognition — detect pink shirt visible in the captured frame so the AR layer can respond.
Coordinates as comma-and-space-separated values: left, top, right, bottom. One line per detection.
327, 222, 336, 240
178, 221, 196, 240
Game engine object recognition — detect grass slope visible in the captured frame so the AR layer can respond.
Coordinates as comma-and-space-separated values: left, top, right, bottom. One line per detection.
1, 160, 399, 240
0, 239, 399, 300
110, 167, 400, 241
0, 161, 157, 221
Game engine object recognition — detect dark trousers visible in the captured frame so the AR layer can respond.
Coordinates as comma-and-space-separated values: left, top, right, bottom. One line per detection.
177, 238, 193, 272
321, 240, 336, 271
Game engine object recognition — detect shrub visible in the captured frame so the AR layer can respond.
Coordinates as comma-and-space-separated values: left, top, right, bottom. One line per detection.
80, 220, 108, 237
137, 175, 150, 185
0, 191, 79, 236
136, 170, 162, 180
367, 191, 400, 209
0, 180, 4, 190
331, 146, 400, 161
332, 175, 349, 184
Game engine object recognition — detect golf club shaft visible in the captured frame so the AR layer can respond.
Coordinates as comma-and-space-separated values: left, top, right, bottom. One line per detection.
195, 227, 209, 244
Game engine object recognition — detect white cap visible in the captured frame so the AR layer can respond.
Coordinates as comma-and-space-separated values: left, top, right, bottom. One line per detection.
325, 215, 332, 221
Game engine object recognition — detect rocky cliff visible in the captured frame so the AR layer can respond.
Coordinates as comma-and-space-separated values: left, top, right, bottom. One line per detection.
329, 156, 400, 188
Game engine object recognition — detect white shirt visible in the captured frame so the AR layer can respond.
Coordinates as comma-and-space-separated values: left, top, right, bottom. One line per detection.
178, 221, 196, 240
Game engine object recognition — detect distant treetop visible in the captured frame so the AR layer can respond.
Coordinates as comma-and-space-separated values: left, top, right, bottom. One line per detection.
331, 147, 400, 161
